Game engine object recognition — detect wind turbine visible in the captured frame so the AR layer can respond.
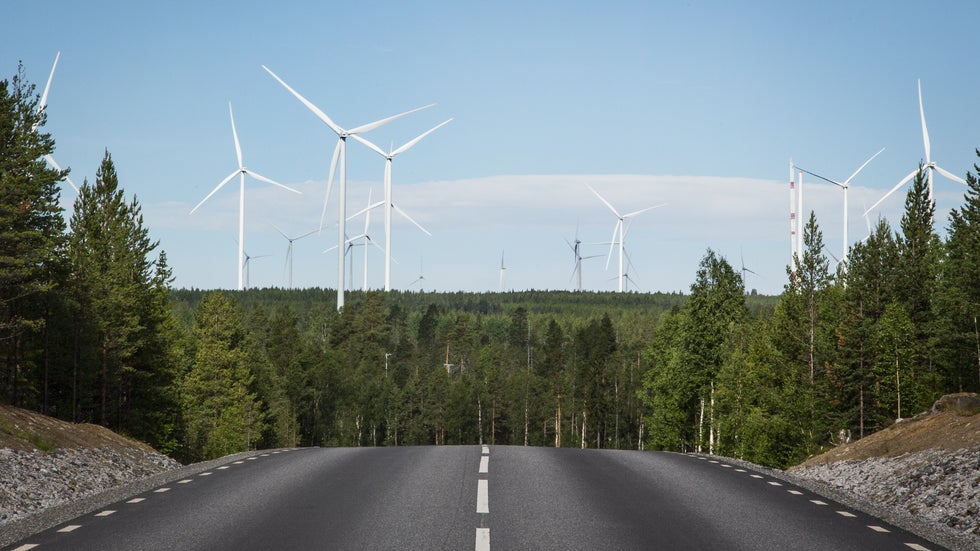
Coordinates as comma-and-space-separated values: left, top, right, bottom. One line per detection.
351, 119, 451, 292
347, 189, 386, 291
409, 257, 426, 288
242, 249, 270, 290
587, 184, 666, 292
273, 225, 316, 289
739, 248, 757, 286
796, 148, 884, 267
866, 80, 966, 215
35, 51, 78, 194
262, 65, 433, 310
566, 225, 601, 292
190, 102, 300, 291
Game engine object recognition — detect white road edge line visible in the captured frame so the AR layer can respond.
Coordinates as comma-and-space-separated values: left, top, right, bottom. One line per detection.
127, 498, 145, 503
868, 525, 890, 533
904, 544, 931, 551
787, 490, 803, 495
57, 525, 82, 533
11, 545, 39, 551
95, 510, 115, 517
836, 511, 857, 518
810, 500, 827, 506
475, 527, 490, 551
153, 487, 170, 493
477, 479, 489, 514
479, 455, 489, 474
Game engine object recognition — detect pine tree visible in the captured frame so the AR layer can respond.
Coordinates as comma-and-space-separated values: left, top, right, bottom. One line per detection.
0, 62, 68, 406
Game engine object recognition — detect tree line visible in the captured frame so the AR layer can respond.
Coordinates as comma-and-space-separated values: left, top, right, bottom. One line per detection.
2, 62, 977, 467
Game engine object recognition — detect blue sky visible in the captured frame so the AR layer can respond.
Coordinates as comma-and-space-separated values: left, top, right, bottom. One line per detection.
4, 1, 979, 295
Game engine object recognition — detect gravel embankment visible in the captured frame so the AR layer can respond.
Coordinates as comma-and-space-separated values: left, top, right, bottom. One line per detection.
0, 446, 180, 526
789, 445, 980, 551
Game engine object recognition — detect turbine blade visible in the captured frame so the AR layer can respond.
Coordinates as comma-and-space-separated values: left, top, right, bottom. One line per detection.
39, 51, 60, 112
43, 154, 78, 193
348, 103, 436, 135
918, 80, 931, 163
864, 169, 917, 216
190, 170, 239, 214
393, 204, 432, 236
587, 184, 621, 218
933, 164, 967, 185
624, 203, 667, 218
228, 103, 243, 169
272, 224, 289, 239
843, 147, 886, 185
245, 169, 301, 194
604, 221, 619, 270
391, 118, 453, 157
347, 200, 385, 221
350, 133, 388, 158
262, 65, 343, 135
320, 140, 342, 233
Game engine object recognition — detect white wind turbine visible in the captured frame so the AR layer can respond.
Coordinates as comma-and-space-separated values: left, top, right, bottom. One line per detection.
242, 249, 271, 290
273, 225, 317, 289
499, 251, 507, 292
190, 102, 300, 291
796, 148, 884, 267
409, 257, 426, 288
866, 80, 966, 216
351, 119, 451, 292
262, 65, 433, 310
35, 51, 78, 194
587, 184, 666, 292
347, 189, 385, 291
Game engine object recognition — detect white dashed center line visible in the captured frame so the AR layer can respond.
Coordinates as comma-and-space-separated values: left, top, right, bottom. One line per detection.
475, 527, 490, 551
479, 455, 489, 474
477, 479, 489, 514
482, 445, 489, 455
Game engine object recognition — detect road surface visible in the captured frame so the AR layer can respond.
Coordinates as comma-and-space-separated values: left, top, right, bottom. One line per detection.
4, 446, 946, 551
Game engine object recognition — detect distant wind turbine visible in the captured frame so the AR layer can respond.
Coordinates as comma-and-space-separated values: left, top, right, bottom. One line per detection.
352, 119, 451, 291
796, 147, 884, 267
587, 184, 666, 292
262, 65, 433, 310
499, 251, 507, 292
566, 225, 600, 292
190, 102, 300, 291
347, 189, 386, 291
866, 80, 966, 215
409, 257, 426, 288
274, 225, 316, 289
35, 51, 77, 193
242, 249, 270, 290
739, 248, 757, 285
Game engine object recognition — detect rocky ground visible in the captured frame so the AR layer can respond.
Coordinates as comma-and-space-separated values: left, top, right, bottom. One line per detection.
1, 397, 978, 550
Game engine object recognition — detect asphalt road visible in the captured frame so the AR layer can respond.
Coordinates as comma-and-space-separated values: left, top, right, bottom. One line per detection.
4, 446, 947, 551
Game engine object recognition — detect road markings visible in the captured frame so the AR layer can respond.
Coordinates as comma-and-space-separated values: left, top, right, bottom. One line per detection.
57, 525, 82, 533
233, 460, 244, 464
477, 479, 489, 514
787, 490, 803, 495
153, 487, 170, 493
246, 457, 257, 461
11, 545, 38, 551
217, 465, 230, 470
95, 510, 116, 517
178, 479, 193, 484
475, 527, 490, 551
199, 471, 213, 476
720, 464, 732, 468
479, 455, 489, 474
482, 445, 489, 455
127, 497, 146, 503
767, 481, 783, 486
750, 474, 763, 479
868, 525, 890, 533
836, 511, 857, 518
904, 543, 930, 550
810, 500, 828, 506
734, 468, 746, 472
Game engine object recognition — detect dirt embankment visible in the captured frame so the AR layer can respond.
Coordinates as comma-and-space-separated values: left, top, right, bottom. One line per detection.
0, 404, 157, 453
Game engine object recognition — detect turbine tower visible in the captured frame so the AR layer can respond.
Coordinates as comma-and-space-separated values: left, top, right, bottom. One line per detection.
866, 80, 966, 215
795, 148, 884, 267
566, 225, 600, 292
190, 102, 300, 291
262, 65, 432, 310
351, 118, 451, 291
347, 189, 385, 291
499, 251, 506, 292
35, 51, 78, 193
587, 184, 665, 292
